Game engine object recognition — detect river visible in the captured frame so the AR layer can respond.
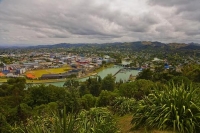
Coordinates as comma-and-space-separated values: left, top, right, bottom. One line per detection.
44, 65, 139, 87
0, 64, 139, 87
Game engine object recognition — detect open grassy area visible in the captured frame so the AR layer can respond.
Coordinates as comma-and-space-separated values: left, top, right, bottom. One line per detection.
0, 78, 7, 83
25, 65, 72, 78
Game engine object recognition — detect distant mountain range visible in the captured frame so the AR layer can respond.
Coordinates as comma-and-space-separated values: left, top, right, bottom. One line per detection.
1, 41, 200, 50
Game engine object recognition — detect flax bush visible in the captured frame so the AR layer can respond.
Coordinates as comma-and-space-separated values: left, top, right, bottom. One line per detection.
132, 83, 200, 133
16, 107, 119, 133
111, 97, 136, 116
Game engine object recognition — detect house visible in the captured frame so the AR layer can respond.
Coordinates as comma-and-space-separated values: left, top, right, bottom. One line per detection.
6, 73, 17, 77
152, 57, 163, 62
26, 73, 36, 79
16, 68, 26, 74
164, 63, 170, 69
103, 55, 110, 63
0, 72, 5, 77
97, 60, 102, 65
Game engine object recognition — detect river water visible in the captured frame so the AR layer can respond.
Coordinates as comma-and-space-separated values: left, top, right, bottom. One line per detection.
45, 65, 139, 87
0, 64, 139, 87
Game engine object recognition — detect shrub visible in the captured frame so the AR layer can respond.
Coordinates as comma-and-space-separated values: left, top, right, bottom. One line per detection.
17, 107, 120, 133
132, 83, 200, 133
111, 97, 136, 116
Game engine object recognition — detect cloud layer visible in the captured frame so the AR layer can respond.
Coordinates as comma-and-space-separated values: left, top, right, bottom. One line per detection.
0, 0, 199, 45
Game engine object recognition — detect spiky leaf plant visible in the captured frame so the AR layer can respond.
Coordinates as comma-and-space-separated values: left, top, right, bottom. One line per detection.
17, 107, 119, 133
112, 97, 136, 116
132, 83, 200, 133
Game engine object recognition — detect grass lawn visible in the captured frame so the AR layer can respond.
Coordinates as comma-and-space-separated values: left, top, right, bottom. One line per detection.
116, 114, 175, 133
25, 65, 72, 78
0, 78, 7, 83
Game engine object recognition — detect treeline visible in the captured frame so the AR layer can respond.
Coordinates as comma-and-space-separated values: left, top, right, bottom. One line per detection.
0, 64, 200, 132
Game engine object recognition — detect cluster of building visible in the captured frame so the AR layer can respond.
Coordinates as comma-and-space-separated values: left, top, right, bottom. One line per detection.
0, 53, 115, 79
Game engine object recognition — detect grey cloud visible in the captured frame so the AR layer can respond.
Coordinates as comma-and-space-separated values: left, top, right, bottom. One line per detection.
0, 0, 159, 42
149, 0, 200, 21
1, 0, 200, 45
148, 0, 191, 7
0, 29, 8, 33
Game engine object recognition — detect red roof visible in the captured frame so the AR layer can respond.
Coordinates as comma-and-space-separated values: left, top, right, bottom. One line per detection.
26, 73, 35, 79
0, 73, 5, 77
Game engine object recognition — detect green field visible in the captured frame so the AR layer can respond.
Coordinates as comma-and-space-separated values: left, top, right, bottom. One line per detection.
25, 65, 72, 78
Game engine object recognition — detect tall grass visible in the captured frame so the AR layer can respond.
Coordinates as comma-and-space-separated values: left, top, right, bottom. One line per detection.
132, 83, 200, 133
16, 107, 119, 133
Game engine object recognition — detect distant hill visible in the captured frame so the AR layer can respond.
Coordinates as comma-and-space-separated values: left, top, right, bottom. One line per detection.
179, 43, 200, 50
1, 42, 200, 51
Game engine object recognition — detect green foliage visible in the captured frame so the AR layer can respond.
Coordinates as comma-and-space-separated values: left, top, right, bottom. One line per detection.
119, 79, 154, 100
26, 85, 66, 107
81, 94, 97, 110
136, 69, 153, 80
79, 83, 89, 97
168, 76, 191, 87
87, 77, 101, 96
0, 57, 15, 64
187, 68, 200, 82
131, 83, 200, 133
181, 64, 200, 83
111, 97, 136, 116
17, 107, 119, 133
0, 113, 12, 133
97, 90, 117, 107
101, 74, 115, 91
63, 79, 79, 89
78, 107, 119, 133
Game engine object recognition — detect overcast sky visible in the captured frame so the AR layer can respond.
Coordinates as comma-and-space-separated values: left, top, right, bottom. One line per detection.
0, 0, 200, 45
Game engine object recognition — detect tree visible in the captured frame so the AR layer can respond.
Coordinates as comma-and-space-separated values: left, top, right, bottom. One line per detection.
81, 94, 96, 110
79, 83, 89, 97
26, 85, 66, 107
101, 74, 115, 91
168, 76, 191, 87
88, 78, 101, 96
63, 79, 79, 89
97, 90, 117, 107
85, 77, 101, 96
187, 68, 200, 82
119, 79, 154, 100
136, 69, 153, 80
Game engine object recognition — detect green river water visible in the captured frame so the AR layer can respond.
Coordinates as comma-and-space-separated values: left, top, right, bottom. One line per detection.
45, 65, 139, 87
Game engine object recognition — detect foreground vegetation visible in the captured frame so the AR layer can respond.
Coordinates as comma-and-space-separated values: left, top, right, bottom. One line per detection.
1, 64, 200, 133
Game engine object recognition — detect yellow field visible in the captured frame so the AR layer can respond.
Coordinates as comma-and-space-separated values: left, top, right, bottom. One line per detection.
25, 65, 72, 78
0, 78, 7, 83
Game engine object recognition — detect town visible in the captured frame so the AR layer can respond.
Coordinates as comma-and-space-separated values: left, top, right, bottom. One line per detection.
0, 42, 199, 83
0, 51, 116, 81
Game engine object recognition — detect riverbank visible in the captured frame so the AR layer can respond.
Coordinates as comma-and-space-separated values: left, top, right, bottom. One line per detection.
0, 64, 115, 84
